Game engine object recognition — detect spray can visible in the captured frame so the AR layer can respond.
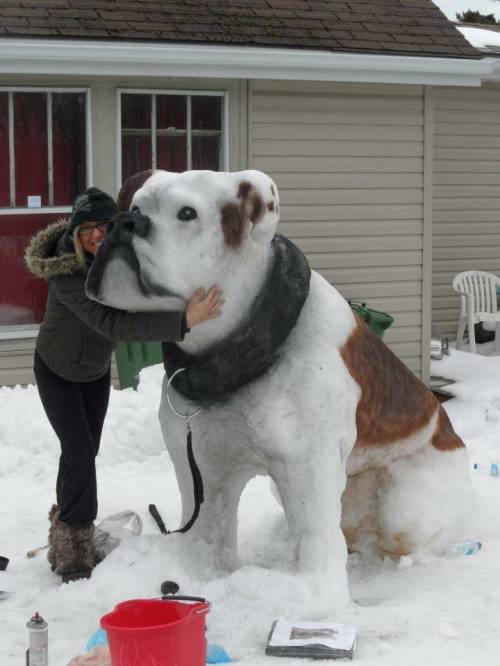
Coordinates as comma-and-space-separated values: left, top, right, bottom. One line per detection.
26, 612, 48, 666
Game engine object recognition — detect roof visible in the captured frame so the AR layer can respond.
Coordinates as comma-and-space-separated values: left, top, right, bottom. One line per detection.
0, 0, 481, 59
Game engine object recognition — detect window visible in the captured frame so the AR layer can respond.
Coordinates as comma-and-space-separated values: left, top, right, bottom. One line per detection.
0, 89, 88, 330
1, 91, 87, 209
120, 91, 225, 182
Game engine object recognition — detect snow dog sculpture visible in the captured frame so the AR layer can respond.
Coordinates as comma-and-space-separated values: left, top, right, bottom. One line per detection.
87, 169, 474, 602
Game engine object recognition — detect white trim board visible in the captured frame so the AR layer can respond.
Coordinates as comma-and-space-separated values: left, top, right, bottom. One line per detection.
0, 39, 491, 86
482, 56, 500, 80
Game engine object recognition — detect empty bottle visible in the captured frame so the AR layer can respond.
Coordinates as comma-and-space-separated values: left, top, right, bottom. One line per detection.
473, 463, 499, 476
446, 540, 482, 557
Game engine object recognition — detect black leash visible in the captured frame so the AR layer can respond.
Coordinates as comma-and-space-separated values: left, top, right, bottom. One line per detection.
174, 418, 204, 534
149, 414, 204, 535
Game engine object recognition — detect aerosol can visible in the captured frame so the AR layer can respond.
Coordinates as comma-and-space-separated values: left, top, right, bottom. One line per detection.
26, 612, 48, 666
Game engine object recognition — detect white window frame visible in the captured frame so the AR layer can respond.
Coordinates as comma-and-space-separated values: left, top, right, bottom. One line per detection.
0, 86, 92, 215
116, 88, 228, 192
0, 87, 92, 339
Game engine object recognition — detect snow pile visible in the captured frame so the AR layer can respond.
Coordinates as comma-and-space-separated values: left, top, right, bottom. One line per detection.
457, 25, 500, 50
1, 353, 500, 665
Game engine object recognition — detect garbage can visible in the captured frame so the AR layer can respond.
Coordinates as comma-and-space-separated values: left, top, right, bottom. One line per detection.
349, 302, 393, 339
115, 342, 163, 390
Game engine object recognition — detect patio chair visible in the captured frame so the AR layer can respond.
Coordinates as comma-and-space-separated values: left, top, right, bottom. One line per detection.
452, 270, 500, 353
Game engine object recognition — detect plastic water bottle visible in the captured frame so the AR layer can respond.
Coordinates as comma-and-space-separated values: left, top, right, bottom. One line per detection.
473, 463, 499, 476
446, 540, 482, 557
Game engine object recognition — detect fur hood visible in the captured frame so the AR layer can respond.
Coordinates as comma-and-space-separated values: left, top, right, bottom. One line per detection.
25, 219, 85, 280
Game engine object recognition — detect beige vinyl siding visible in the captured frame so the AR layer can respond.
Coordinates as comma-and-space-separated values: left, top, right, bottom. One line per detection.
0, 338, 37, 386
433, 84, 500, 339
0, 337, 119, 387
250, 80, 425, 374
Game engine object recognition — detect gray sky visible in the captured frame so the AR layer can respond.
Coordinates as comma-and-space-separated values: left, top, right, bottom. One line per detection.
433, 0, 500, 20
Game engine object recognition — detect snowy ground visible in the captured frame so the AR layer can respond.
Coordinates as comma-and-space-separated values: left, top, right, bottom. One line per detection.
1, 348, 500, 665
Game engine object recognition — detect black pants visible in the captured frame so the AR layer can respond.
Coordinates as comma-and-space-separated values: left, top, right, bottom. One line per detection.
34, 351, 110, 525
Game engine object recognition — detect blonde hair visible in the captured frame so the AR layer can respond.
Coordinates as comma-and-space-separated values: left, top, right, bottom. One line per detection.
72, 226, 86, 267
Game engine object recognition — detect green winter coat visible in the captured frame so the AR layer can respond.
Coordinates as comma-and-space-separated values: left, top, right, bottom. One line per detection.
25, 220, 187, 382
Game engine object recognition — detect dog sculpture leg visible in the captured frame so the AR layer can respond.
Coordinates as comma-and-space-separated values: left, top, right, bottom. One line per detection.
160, 395, 253, 571
270, 448, 351, 604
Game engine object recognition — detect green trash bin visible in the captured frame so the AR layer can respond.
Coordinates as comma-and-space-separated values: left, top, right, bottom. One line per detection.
115, 341, 163, 390
349, 301, 393, 339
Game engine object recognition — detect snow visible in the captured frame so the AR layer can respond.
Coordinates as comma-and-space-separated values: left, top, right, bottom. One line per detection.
457, 25, 500, 49
1, 350, 500, 665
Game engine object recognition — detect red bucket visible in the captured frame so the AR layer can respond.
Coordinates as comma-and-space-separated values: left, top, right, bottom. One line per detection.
101, 597, 210, 666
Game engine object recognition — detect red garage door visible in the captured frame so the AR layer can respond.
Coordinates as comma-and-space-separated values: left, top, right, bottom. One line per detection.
0, 90, 87, 328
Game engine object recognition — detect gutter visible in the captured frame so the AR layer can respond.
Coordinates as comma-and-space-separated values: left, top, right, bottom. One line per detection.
0, 38, 492, 86
483, 57, 500, 79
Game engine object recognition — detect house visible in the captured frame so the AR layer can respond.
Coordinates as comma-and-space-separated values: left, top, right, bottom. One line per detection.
0, 0, 491, 386
431, 23, 500, 342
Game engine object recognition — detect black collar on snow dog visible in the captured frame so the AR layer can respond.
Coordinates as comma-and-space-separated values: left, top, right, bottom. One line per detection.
163, 234, 311, 406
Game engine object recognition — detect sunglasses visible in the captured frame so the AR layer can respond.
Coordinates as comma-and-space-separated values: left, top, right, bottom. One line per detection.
78, 221, 109, 237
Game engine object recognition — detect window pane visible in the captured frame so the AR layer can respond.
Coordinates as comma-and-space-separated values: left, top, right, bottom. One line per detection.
191, 96, 222, 170
0, 213, 59, 326
157, 94, 186, 130
121, 94, 152, 181
191, 96, 222, 131
122, 93, 151, 130
14, 93, 48, 207
52, 93, 86, 206
156, 95, 187, 172
0, 93, 9, 207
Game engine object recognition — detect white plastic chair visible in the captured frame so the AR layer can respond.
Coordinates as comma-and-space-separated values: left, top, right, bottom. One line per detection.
452, 270, 500, 353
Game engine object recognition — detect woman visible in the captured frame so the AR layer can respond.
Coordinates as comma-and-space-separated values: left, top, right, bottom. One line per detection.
25, 187, 223, 583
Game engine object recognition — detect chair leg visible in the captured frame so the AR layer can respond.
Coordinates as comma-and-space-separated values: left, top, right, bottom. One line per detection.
494, 321, 500, 352
468, 315, 476, 353
456, 317, 466, 350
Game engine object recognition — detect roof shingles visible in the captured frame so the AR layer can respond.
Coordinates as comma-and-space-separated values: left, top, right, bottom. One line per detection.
0, 0, 480, 59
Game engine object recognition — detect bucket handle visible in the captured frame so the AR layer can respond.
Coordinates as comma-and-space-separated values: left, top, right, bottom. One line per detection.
161, 595, 212, 615
161, 594, 207, 603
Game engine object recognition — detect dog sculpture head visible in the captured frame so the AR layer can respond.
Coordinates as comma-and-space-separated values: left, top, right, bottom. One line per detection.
86, 169, 280, 311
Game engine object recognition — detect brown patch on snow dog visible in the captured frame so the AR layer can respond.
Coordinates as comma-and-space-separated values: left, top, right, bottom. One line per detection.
340, 317, 464, 451
220, 180, 270, 248
117, 169, 155, 212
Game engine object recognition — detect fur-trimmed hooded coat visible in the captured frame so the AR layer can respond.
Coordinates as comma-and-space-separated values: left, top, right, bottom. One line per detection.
26, 220, 187, 382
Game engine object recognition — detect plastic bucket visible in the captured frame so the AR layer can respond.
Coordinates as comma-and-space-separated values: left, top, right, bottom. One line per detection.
349, 301, 394, 339
101, 598, 210, 666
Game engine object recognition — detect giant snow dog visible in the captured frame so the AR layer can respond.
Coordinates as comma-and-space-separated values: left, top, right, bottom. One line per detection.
87, 169, 474, 602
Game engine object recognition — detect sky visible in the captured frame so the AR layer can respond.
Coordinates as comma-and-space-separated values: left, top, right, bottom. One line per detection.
433, 0, 500, 21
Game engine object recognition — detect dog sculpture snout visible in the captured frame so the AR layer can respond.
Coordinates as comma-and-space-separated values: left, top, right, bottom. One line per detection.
107, 211, 152, 242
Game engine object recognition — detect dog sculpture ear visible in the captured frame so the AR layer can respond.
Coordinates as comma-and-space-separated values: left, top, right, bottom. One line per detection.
235, 170, 280, 245
117, 169, 155, 211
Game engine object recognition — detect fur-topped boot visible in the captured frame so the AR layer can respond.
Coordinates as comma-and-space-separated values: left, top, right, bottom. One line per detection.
48, 506, 96, 583
47, 504, 59, 572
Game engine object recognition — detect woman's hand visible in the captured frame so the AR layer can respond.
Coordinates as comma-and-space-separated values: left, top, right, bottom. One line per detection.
186, 286, 224, 328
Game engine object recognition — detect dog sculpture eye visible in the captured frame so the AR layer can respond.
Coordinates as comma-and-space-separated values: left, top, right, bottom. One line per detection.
177, 206, 197, 222
131, 205, 140, 214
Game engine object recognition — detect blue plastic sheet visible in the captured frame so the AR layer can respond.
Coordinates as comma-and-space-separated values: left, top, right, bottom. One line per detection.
87, 628, 231, 663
